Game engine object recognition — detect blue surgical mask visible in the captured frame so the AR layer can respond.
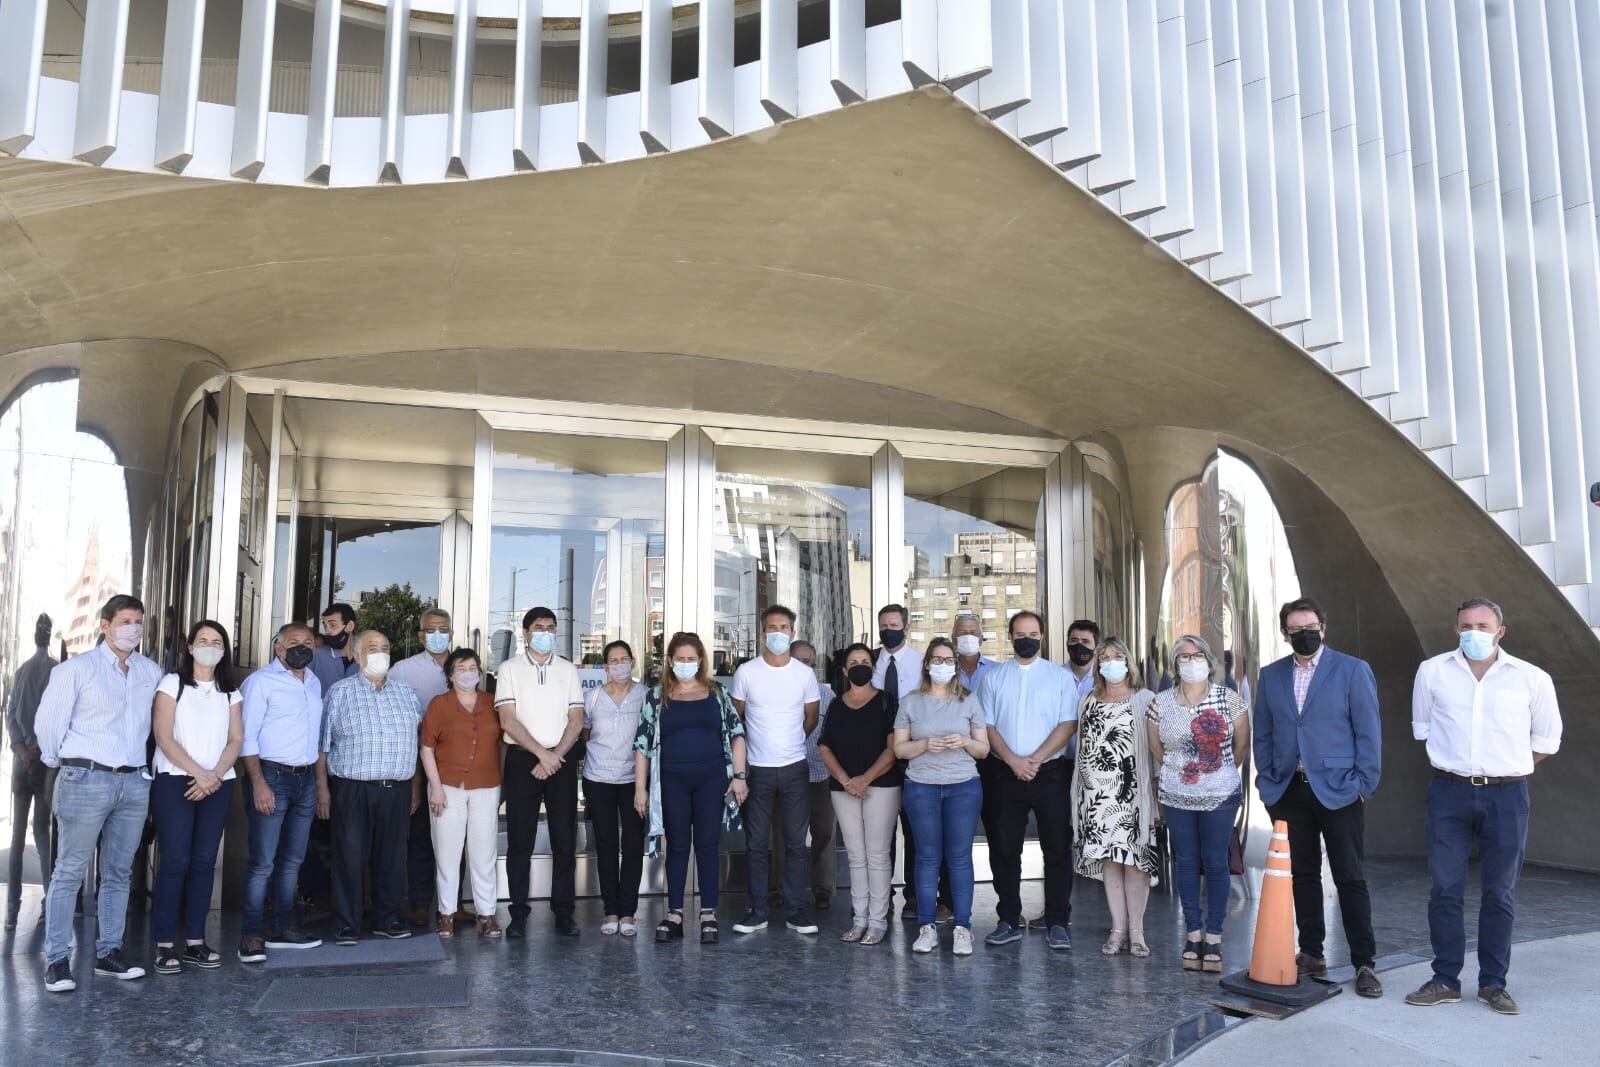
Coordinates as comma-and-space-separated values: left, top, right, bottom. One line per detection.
1458, 630, 1496, 661
529, 631, 556, 655
425, 632, 450, 655
764, 632, 792, 656
928, 663, 956, 685
1098, 660, 1129, 684
672, 660, 699, 680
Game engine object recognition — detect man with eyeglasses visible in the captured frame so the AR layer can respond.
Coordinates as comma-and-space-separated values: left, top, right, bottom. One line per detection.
389, 608, 457, 927
1253, 596, 1383, 998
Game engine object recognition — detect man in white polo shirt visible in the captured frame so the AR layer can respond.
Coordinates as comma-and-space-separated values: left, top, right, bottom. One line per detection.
730, 604, 821, 936
494, 606, 584, 939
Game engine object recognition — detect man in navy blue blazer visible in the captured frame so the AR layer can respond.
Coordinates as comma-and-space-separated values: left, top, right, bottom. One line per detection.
1254, 597, 1383, 998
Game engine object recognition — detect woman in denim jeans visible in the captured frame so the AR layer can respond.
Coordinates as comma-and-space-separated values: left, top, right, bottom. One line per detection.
892, 637, 990, 956
1147, 633, 1251, 972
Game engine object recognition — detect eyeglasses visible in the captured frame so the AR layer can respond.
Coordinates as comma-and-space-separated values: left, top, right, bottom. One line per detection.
927, 656, 956, 667
1285, 625, 1322, 635
1175, 653, 1207, 664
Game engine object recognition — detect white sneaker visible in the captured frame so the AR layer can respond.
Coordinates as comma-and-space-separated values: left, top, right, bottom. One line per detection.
912, 924, 938, 954
952, 926, 974, 956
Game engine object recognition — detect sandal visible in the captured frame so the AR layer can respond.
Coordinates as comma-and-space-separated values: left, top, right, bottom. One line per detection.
1202, 936, 1223, 973
840, 925, 867, 943
601, 918, 620, 936
699, 909, 719, 944
1129, 930, 1150, 958
1101, 929, 1128, 955
477, 915, 503, 939
619, 918, 637, 938
436, 913, 455, 939
859, 930, 884, 946
182, 942, 222, 969
656, 911, 684, 943
154, 945, 183, 975
1182, 932, 1203, 971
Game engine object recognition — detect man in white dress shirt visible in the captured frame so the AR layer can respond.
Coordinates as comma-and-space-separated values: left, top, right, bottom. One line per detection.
1404, 598, 1563, 1016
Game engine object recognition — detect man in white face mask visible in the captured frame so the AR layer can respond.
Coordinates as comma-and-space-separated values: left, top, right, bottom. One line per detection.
387, 608, 456, 926
35, 594, 163, 992
316, 630, 424, 945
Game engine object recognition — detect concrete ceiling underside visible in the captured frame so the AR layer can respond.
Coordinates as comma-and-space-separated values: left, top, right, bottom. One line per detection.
1, 88, 1597, 687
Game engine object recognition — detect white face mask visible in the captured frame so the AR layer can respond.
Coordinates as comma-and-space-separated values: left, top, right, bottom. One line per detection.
191, 646, 225, 669
1098, 659, 1129, 684
928, 663, 957, 685
454, 669, 481, 691
1178, 658, 1210, 684
955, 634, 982, 657
607, 662, 633, 683
109, 622, 143, 653
363, 652, 391, 679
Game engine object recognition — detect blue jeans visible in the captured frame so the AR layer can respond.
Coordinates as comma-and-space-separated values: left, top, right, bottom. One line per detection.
242, 766, 318, 939
45, 765, 150, 963
1427, 777, 1529, 991
901, 777, 982, 929
1164, 798, 1239, 935
150, 773, 232, 943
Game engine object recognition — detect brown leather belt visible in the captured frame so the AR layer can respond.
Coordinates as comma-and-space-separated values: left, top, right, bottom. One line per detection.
1433, 769, 1527, 786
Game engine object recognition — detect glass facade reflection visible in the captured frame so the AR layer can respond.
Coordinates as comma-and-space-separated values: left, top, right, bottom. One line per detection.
903, 459, 1045, 660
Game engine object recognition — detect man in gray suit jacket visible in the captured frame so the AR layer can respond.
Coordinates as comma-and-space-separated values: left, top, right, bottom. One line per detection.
1254, 597, 1383, 998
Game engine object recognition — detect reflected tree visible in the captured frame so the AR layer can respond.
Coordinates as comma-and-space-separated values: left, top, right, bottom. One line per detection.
355, 582, 428, 660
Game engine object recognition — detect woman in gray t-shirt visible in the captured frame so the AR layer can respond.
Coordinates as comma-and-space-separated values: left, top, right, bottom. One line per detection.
892, 637, 990, 956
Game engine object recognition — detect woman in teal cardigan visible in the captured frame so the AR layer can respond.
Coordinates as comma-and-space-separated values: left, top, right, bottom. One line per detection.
634, 631, 748, 944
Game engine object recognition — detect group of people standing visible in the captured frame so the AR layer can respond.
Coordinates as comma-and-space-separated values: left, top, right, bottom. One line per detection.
10, 588, 1562, 1017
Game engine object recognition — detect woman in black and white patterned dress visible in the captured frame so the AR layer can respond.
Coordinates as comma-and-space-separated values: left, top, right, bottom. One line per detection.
1070, 637, 1159, 958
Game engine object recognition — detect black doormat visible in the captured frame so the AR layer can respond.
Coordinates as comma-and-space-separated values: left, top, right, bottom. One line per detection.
255, 974, 470, 1012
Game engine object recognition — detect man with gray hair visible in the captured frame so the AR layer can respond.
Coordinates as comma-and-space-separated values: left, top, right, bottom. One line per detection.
1404, 598, 1563, 1016
388, 607, 456, 926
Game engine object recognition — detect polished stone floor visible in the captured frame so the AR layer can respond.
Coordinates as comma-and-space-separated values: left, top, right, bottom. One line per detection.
2, 858, 1597, 1067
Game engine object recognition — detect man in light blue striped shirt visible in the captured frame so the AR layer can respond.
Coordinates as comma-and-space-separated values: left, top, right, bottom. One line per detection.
317, 630, 422, 944
35, 594, 162, 992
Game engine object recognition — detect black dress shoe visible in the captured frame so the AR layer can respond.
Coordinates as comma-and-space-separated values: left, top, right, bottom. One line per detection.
377, 919, 412, 940
1355, 966, 1383, 998
555, 916, 580, 937
335, 926, 359, 946
504, 918, 526, 940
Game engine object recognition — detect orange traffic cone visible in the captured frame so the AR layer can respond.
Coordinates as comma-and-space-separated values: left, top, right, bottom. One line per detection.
1247, 820, 1298, 986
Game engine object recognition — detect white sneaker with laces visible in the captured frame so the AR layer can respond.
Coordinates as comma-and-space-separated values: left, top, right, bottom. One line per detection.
953, 926, 974, 956
912, 924, 939, 954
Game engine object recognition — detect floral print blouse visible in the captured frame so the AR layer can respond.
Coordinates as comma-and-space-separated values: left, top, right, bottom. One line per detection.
1147, 683, 1249, 811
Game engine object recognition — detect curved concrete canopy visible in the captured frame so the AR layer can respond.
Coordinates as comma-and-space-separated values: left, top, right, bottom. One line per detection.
2, 89, 1595, 867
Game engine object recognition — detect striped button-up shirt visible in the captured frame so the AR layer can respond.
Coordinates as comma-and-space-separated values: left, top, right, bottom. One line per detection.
1292, 646, 1323, 714
36, 642, 162, 769
240, 657, 324, 766
321, 672, 421, 781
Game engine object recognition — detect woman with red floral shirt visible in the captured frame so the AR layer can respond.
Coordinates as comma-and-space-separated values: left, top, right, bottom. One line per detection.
1147, 634, 1251, 973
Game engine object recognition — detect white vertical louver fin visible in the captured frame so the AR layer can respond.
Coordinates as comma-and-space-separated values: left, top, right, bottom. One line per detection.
1295, 0, 1340, 349
378, 0, 411, 183
641, 0, 674, 150
700, 0, 735, 138
231, 0, 276, 179
1086, 0, 1133, 193
1177, 0, 1220, 261
1207, 0, 1250, 284
1347, 0, 1398, 398
1051, 0, 1099, 168
978, 0, 1031, 119
1017, 0, 1066, 143
74, 0, 132, 165
447, 0, 478, 177
762, 0, 799, 122
1147, 1, 1191, 241
305, 0, 341, 184
902, 0, 939, 87
830, 0, 866, 105
513, 0, 544, 171
0, 0, 50, 155
154, 0, 206, 173
1264, 0, 1307, 326
1322, 0, 1370, 372
578, 0, 607, 162
1235, 0, 1280, 307
1118, 0, 1165, 219
940, 0, 994, 90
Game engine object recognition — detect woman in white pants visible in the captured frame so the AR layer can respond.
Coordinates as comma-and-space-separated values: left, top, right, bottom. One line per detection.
818, 643, 901, 945
420, 649, 503, 938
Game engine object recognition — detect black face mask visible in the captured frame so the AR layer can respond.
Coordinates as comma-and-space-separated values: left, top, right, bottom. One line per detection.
847, 664, 874, 688
284, 645, 315, 670
879, 628, 905, 650
1068, 642, 1095, 666
1289, 629, 1323, 657
1011, 636, 1041, 660
322, 630, 349, 650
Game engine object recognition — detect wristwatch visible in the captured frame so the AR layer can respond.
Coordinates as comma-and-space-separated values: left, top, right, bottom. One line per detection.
732, 771, 748, 780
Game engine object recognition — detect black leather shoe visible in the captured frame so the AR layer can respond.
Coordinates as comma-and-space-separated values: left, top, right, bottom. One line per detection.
377, 918, 412, 939
335, 926, 359, 946
555, 916, 580, 937
1296, 951, 1329, 977
1355, 966, 1383, 998
504, 918, 526, 940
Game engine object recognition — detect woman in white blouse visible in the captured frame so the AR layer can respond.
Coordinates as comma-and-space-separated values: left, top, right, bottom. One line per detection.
583, 640, 648, 936
150, 620, 244, 974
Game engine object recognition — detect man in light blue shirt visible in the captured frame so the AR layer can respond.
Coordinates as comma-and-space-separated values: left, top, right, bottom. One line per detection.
237, 622, 324, 962
35, 594, 162, 992
978, 610, 1079, 951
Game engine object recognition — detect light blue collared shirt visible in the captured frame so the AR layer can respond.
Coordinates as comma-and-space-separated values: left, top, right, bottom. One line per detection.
388, 651, 450, 715
240, 657, 324, 766
321, 673, 421, 781
978, 657, 1078, 764
959, 655, 999, 696
36, 642, 162, 769
1066, 665, 1095, 758
311, 645, 359, 695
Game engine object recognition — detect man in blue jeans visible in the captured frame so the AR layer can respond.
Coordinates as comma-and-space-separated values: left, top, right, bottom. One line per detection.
1405, 598, 1563, 1016
35, 594, 162, 993
237, 622, 326, 963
